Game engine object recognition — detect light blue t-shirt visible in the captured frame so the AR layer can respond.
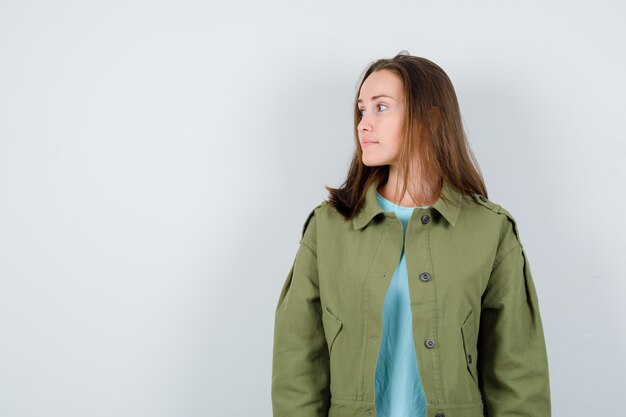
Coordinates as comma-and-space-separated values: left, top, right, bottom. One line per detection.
374, 190, 430, 417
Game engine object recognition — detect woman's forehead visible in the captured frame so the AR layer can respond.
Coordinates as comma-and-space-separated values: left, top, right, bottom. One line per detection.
358, 71, 404, 102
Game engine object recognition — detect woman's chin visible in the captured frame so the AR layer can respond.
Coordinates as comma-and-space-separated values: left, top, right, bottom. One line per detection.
361, 156, 388, 167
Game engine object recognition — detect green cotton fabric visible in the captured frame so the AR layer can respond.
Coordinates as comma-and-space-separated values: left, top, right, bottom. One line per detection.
271, 177, 551, 417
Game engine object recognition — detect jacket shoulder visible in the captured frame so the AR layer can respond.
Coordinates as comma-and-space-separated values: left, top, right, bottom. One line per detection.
471, 193, 524, 248
300, 200, 328, 239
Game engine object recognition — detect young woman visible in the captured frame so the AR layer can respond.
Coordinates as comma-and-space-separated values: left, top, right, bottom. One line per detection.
271, 52, 551, 417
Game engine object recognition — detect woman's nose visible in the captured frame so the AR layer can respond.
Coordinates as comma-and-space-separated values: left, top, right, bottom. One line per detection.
358, 116, 372, 132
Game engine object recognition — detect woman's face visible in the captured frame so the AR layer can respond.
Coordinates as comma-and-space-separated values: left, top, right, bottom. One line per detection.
357, 69, 405, 167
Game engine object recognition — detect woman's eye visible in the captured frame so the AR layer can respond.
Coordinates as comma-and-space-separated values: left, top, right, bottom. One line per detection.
358, 104, 387, 115
358, 104, 388, 116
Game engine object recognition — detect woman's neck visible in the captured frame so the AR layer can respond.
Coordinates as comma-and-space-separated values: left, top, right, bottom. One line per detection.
379, 168, 441, 207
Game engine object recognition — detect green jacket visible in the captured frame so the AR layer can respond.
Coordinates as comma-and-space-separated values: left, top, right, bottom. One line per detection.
271, 178, 551, 417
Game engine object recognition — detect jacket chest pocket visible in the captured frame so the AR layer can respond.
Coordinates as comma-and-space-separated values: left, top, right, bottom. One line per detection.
461, 310, 479, 386
322, 307, 343, 354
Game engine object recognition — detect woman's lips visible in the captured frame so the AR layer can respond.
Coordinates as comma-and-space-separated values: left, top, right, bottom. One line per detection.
362, 141, 378, 148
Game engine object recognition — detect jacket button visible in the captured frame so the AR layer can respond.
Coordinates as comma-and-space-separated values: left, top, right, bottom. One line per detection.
421, 215, 430, 224
435, 413, 445, 417
419, 272, 431, 282
479, 195, 488, 203
424, 338, 436, 349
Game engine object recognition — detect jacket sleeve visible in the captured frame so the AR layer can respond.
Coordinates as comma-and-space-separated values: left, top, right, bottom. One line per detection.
477, 219, 551, 416
271, 205, 330, 417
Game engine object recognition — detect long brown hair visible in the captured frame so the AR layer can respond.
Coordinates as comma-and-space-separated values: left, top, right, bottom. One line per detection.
325, 52, 488, 220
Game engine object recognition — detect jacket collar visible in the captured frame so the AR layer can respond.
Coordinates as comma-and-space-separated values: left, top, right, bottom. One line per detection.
352, 177, 464, 230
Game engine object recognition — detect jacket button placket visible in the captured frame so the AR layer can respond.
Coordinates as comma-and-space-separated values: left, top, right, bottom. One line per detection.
406, 208, 445, 404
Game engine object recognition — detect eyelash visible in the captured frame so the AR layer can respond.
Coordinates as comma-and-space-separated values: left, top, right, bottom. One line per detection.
358, 103, 388, 115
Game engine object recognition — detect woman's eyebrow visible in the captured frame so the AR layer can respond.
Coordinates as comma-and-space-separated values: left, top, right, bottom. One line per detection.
357, 94, 396, 103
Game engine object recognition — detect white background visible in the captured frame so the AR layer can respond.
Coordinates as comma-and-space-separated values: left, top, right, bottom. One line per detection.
1, 1, 624, 416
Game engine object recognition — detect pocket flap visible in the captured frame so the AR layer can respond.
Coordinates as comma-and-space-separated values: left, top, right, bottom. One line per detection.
461, 310, 478, 383
321, 307, 343, 353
